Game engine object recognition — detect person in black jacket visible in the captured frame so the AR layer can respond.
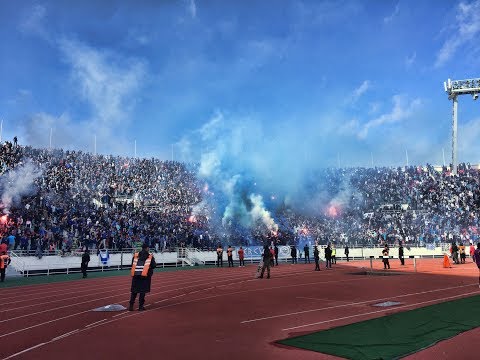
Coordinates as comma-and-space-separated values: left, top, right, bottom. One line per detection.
129, 243, 157, 311
291, 246, 297, 264
325, 244, 332, 268
274, 244, 279, 266
304, 244, 310, 264
399, 244, 405, 265
344, 245, 350, 262
81, 249, 90, 278
314, 246, 320, 271
259, 245, 272, 279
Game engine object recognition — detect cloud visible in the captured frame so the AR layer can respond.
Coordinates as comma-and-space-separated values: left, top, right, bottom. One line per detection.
405, 51, 416, 68
349, 80, 371, 104
21, 39, 146, 154
435, 0, 480, 67
358, 95, 422, 139
187, 0, 197, 19
19, 4, 49, 40
384, 3, 400, 24
458, 117, 480, 162
59, 39, 146, 126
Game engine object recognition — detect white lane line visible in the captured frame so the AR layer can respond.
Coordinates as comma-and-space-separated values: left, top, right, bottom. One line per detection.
51, 329, 79, 341
0, 268, 272, 338
241, 283, 477, 324
2, 342, 47, 360
85, 319, 107, 328
296, 297, 353, 304
282, 290, 480, 331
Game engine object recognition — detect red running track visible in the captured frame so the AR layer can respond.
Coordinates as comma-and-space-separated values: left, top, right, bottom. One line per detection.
1, 259, 479, 360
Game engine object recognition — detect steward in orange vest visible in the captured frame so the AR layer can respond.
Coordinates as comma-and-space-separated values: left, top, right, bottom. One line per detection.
129, 243, 156, 311
1, 251, 11, 282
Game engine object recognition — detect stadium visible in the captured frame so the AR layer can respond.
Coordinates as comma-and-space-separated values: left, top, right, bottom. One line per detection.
1, 1, 480, 360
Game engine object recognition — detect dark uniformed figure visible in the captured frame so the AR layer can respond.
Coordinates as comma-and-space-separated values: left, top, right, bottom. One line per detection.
314, 246, 320, 271
382, 245, 390, 269
345, 245, 350, 262
81, 249, 90, 278
399, 244, 405, 265
304, 244, 310, 264
259, 245, 272, 279
216, 245, 223, 267
129, 243, 156, 311
291, 246, 297, 264
1, 250, 12, 282
325, 244, 332, 268
274, 244, 279, 266
227, 245, 234, 267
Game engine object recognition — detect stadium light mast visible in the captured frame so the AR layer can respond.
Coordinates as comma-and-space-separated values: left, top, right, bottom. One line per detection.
444, 77, 480, 175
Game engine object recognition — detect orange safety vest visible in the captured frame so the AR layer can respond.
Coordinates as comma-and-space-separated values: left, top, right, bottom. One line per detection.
217, 247, 223, 256
131, 253, 153, 277
0, 255, 10, 269
227, 247, 233, 256
238, 249, 244, 259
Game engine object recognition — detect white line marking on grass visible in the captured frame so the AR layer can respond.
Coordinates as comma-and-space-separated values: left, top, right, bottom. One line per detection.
282, 290, 479, 331
242, 283, 478, 324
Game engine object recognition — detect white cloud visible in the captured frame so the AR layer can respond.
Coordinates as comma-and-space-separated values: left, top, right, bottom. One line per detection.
59, 39, 145, 127
19, 4, 49, 40
351, 80, 371, 103
435, 0, 480, 67
187, 0, 197, 19
458, 117, 480, 162
384, 3, 400, 24
358, 95, 422, 139
405, 52, 416, 68
21, 39, 146, 154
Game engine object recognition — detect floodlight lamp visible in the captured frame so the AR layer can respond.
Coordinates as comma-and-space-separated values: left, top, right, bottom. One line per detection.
474, 93, 479, 100
444, 82, 447, 92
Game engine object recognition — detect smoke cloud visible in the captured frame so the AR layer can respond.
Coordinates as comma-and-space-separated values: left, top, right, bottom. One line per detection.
179, 111, 357, 242
0, 160, 43, 214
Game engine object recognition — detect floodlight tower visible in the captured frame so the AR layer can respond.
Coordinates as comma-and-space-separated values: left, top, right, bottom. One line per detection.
444, 77, 480, 175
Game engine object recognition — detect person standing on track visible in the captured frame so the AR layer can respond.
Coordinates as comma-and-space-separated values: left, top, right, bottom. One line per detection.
274, 244, 279, 266
474, 243, 480, 288
331, 245, 336, 264
129, 243, 156, 311
382, 244, 390, 270
1, 249, 12, 282
216, 244, 223, 267
314, 246, 320, 271
238, 246, 245, 267
304, 244, 310, 264
81, 249, 90, 278
325, 244, 332, 269
399, 243, 405, 266
459, 243, 466, 264
227, 245, 234, 267
344, 245, 350, 262
259, 245, 272, 279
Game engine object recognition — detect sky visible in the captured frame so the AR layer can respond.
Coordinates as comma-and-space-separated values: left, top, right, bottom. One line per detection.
1, 0, 480, 167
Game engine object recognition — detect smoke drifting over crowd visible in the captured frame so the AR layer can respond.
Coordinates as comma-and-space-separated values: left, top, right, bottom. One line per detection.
179, 112, 354, 242
0, 160, 43, 214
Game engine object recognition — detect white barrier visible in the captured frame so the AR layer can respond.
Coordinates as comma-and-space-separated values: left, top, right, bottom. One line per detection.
8, 245, 453, 276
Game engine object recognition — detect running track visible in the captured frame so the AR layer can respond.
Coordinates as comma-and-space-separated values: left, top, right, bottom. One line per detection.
1, 259, 479, 360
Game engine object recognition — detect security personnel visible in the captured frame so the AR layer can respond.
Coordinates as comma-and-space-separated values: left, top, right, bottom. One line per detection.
129, 243, 156, 311
81, 249, 90, 278
314, 246, 320, 271
1, 250, 12, 282
216, 245, 223, 267
227, 245, 234, 267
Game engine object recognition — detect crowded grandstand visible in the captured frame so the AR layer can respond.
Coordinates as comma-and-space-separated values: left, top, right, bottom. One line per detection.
1, 139, 479, 255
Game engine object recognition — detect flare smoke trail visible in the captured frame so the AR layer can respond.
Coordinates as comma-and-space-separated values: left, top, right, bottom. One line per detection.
0, 160, 43, 214
179, 112, 358, 244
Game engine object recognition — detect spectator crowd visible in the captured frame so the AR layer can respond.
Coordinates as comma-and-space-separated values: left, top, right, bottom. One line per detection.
1, 139, 479, 255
